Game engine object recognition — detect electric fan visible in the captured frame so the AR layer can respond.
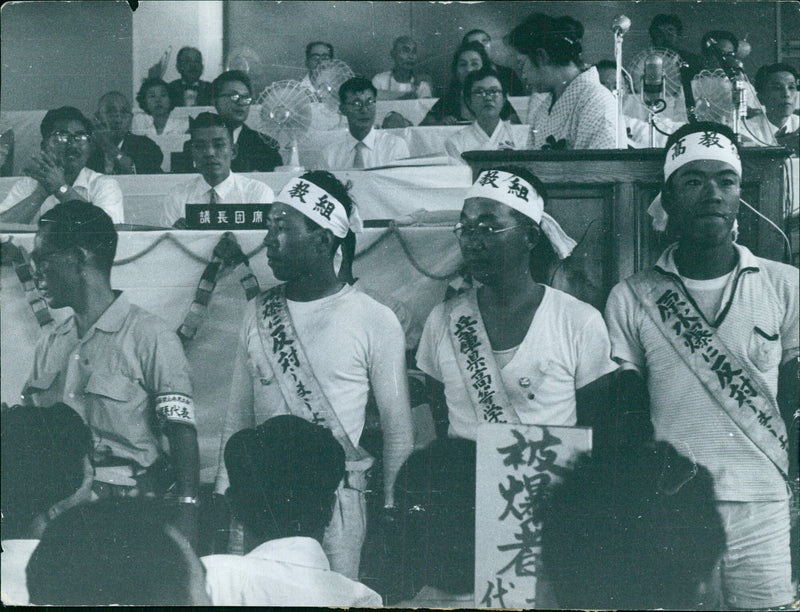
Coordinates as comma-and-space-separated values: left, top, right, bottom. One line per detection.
256, 81, 315, 170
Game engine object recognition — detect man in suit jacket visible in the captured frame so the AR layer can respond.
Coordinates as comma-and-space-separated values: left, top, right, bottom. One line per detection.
167, 47, 213, 107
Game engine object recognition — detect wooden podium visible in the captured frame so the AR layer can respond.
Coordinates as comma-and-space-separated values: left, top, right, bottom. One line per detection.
463, 148, 792, 307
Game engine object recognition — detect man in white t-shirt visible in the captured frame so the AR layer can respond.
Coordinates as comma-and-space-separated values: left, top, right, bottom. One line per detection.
299, 41, 334, 101
0, 106, 124, 224
605, 122, 798, 610
321, 78, 409, 170
213, 171, 413, 580
416, 166, 617, 441
161, 112, 273, 227
372, 36, 433, 100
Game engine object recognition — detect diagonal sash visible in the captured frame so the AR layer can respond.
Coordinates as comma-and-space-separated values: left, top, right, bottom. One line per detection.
628, 271, 789, 481
255, 285, 373, 468
446, 291, 521, 424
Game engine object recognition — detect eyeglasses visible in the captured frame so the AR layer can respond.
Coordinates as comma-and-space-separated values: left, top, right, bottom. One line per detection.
308, 53, 332, 61
344, 98, 376, 110
453, 222, 520, 240
49, 132, 91, 145
218, 92, 252, 105
470, 88, 504, 99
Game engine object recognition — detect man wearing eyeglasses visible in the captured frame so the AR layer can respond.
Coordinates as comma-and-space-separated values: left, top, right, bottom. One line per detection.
321, 77, 409, 170
210, 71, 283, 172
299, 42, 334, 101
0, 106, 124, 224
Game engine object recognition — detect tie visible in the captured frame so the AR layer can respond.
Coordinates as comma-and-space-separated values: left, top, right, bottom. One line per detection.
353, 141, 366, 169
208, 188, 218, 205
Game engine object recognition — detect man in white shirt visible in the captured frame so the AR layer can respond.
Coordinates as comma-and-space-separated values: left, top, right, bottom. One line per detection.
0, 106, 124, 224
204, 415, 382, 606
299, 41, 334, 100
321, 77, 409, 170
161, 112, 273, 228
751, 63, 799, 154
372, 36, 433, 100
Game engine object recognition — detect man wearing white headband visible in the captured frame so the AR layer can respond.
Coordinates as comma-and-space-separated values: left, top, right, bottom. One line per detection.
214, 171, 413, 582
605, 122, 798, 609
416, 166, 617, 442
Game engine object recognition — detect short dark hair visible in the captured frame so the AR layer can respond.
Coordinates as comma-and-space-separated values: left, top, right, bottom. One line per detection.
306, 41, 334, 58
663, 121, 741, 168
339, 76, 377, 103
40, 106, 93, 140
508, 13, 584, 66
38, 200, 119, 272
177, 46, 201, 62
754, 62, 799, 95
541, 441, 725, 609
463, 66, 505, 114
135, 77, 174, 114
1, 403, 92, 538
225, 415, 345, 541
394, 439, 477, 595
649, 14, 683, 39
701, 30, 738, 54
595, 59, 617, 72
27, 499, 195, 605
450, 41, 491, 78
461, 29, 489, 45
189, 111, 231, 139
212, 70, 252, 99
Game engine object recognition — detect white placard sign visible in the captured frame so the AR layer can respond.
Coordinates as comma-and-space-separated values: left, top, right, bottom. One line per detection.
475, 424, 592, 608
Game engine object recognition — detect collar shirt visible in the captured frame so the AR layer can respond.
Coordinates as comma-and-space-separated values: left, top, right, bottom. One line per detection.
202, 536, 383, 606
0, 167, 124, 224
299, 74, 321, 102
21, 293, 195, 474
605, 243, 799, 501
321, 127, 410, 169
527, 67, 617, 150
130, 113, 190, 171
1, 539, 39, 605
161, 171, 274, 227
444, 120, 524, 164
372, 71, 433, 98
232, 124, 244, 144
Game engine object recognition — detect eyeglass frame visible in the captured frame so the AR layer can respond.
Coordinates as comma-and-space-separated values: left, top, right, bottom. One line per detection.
343, 98, 377, 111
217, 92, 253, 105
453, 222, 521, 240
48, 132, 92, 146
469, 88, 505, 99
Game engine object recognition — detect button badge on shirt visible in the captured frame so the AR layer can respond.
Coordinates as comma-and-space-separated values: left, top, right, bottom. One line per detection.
519, 377, 535, 400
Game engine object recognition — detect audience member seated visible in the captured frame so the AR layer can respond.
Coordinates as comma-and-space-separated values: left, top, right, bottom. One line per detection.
168, 46, 213, 107
88, 91, 163, 174
699, 29, 739, 73
541, 441, 726, 609
203, 415, 383, 606
509, 13, 617, 149
26, 499, 211, 605
444, 67, 526, 163
161, 112, 274, 228
647, 14, 703, 77
420, 42, 519, 126
0, 106, 124, 224
321, 77, 409, 170
393, 439, 477, 608
132, 77, 189, 172
0, 129, 14, 176
372, 36, 433, 100
299, 41, 334, 100
462, 29, 527, 96
751, 63, 799, 153
1, 403, 93, 605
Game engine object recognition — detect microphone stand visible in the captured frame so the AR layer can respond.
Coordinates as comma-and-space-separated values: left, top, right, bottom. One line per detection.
614, 29, 626, 148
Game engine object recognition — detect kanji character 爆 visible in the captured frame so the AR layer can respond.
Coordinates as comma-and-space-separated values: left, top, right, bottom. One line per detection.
498, 474, 525, 521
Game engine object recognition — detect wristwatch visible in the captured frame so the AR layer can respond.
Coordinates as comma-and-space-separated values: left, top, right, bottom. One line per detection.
57, 184, 69, 196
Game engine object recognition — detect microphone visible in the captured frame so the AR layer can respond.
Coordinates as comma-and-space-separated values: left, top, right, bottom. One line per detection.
612, 15, 631, 37
642, 54, 665, 109
705, 37, 740, 81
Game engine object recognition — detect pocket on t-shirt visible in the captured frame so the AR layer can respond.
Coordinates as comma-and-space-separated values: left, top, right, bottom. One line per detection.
747, 326, 781, 372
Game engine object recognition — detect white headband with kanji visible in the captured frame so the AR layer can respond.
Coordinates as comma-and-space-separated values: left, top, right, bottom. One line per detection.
465, 170, 577, 259
648, 130, 742, 231
276, 176, 353, 238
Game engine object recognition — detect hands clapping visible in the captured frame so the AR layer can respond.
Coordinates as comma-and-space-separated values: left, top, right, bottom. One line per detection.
23, 150, 66, 195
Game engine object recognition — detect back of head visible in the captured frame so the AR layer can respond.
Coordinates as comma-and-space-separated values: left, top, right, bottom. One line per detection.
40, 106, 92, 140
339, 76, 377, 104
541, 441, 725, 609
225, 415, 345, 541
461, 29, 489, 46
212, 70, 252, 97
395, 438, 477, 595
508, 13, 584, 66
38, 200, 118, 274
1, 403, 92, 538
649, 14, 683, 39
26, 499, 196, 605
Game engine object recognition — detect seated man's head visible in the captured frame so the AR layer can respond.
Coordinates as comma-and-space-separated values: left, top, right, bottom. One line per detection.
391, 36, 419, 72
95, 91, 133, 142
541, 441, 725, 609
755, 63, 799, 127
395, 439, 477, 596
339, 77, 377, 138
1, 403, 92, 539
701, 30, 738, 68
462, 29, 492, 54
306, 41, 334, 76
265, 171, 355, 282
225, 414, 345, 543
40, 106, 94, 178
595, 59, 617, 92
32, 201, 118, 309
26, 498, 211, 605
176, 46, 204, 83
212, 70, 254, 128
188, 112, 236, 185
649, 14, 682, 50
136, 77, 174, 120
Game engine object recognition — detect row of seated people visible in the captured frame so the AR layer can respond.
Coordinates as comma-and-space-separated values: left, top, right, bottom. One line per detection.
1, 125, 797, 607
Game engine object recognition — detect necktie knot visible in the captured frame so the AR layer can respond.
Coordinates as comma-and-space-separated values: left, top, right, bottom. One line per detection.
208, 188, 218, 205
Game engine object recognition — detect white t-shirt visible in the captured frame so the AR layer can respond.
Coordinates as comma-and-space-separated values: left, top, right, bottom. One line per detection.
320, 127, 409, 170
0, 539, 39, 605
416, 286, 617, 440
160, 172, 274, 227
214, 283, 411, 493
372, 71, 433, 98
444, 120, 525, 165
0, 167, 124, 224
203, 536, 382, 606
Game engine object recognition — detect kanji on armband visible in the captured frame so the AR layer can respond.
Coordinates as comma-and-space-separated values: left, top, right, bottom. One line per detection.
710, 355, 742, 389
